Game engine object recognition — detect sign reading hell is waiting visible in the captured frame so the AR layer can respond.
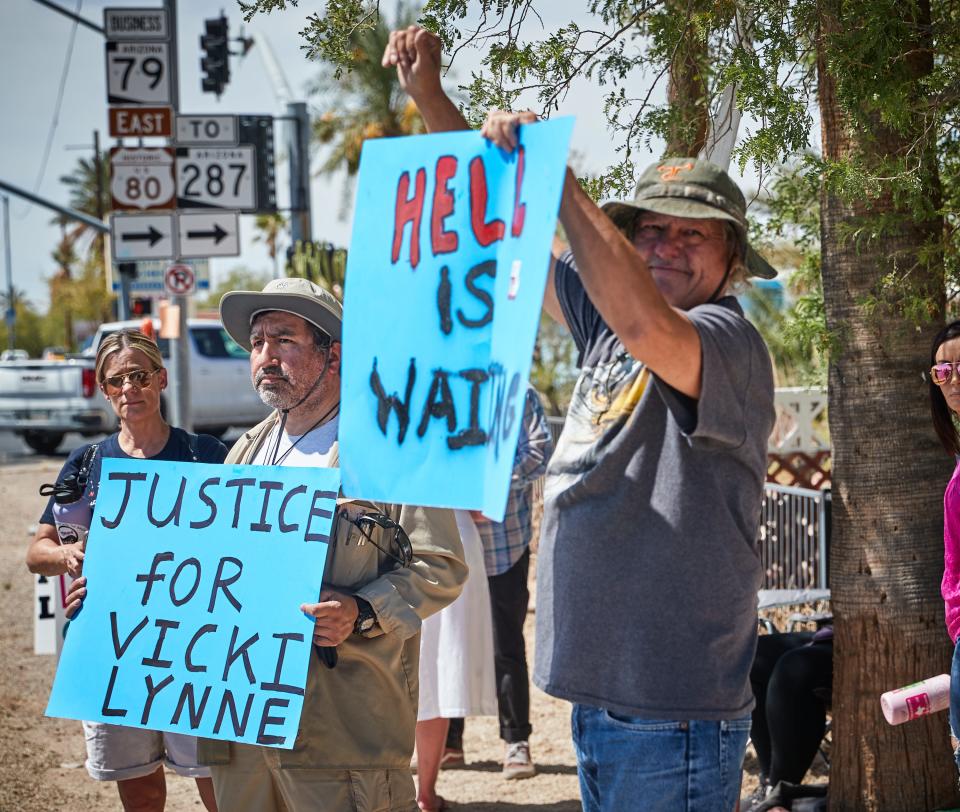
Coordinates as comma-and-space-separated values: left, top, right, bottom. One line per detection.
46, 458, 340, 749
340, 118, 573, 520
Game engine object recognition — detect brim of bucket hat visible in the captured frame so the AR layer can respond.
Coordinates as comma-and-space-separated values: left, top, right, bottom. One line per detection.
601, 200, 777, 280
220, 289, 343, 351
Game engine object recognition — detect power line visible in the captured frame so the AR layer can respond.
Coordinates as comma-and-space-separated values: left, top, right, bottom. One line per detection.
21, 0, 84, 216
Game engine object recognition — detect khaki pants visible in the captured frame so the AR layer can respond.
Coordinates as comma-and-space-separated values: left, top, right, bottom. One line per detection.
210, 742, 417, 812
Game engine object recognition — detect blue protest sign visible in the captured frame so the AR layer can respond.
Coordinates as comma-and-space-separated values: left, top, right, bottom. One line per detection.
340, 118, 573, 519
46, 458, 340, 750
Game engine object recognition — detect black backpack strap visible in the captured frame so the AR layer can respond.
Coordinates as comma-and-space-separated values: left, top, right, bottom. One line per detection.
173, 427, 200, 462
76, 442, 99, 489
187, 431, 199, 461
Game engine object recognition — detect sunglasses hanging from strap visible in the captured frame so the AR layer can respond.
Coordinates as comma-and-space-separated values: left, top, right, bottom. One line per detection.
339, 511, 414, 568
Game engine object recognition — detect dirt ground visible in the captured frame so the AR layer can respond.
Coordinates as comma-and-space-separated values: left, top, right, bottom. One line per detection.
0, 459, 796, 811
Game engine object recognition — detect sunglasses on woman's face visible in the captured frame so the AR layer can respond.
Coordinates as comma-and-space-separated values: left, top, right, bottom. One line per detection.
101, 368, 158, 394
931, 362, 960, 386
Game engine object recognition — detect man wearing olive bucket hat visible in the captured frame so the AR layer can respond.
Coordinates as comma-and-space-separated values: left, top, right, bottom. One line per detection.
382, 24, 777, 811
196, 277, 467, 811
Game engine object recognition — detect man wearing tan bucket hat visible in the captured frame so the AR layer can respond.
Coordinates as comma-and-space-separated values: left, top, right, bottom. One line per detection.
197, 277, 467, 811
384, 26, 776, 811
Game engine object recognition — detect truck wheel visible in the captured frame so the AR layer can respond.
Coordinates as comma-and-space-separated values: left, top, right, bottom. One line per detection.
23, 431, 65, 455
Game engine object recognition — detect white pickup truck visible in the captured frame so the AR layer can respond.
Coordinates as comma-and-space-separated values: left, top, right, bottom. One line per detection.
0, 318, 271, 454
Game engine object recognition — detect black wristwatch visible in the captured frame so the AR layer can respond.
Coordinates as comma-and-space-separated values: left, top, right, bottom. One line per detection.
353, 596, 377, 635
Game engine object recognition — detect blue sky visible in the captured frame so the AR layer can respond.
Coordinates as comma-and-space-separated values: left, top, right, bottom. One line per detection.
0, 0, 681, 313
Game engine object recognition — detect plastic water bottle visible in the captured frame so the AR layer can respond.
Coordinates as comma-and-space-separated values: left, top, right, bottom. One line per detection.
39, 457, 95, 547
880, 674, 951, 725
51, 494, 92, 547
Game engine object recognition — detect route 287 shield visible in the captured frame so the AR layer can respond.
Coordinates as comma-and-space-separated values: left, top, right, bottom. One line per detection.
175, 146, 257, 211
110, 147, 175, 211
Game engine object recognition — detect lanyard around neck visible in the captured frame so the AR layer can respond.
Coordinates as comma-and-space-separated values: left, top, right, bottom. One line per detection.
267, 403, 339, 467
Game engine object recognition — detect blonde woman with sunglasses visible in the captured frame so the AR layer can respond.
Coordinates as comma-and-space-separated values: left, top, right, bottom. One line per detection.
26, 328, 226, 812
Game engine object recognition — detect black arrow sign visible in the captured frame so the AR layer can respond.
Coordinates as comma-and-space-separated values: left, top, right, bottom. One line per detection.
186, 224, 228, 244
122, 226, 164, 247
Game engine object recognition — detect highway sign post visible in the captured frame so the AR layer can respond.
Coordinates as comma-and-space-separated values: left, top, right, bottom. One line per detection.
238, 115, 277, 213
177, 211, 240, 258
105, 41, 173, 106
110, 147, 175, 211
110, 212, 175, 261
175, 146, 256, 211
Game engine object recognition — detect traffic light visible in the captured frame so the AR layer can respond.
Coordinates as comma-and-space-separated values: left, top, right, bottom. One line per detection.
131, 297, 153, 317
200, 15, 230, 97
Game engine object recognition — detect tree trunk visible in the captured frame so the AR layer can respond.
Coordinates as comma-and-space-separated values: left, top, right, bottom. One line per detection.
664, 1, 709, 158
817, 0, 957, 807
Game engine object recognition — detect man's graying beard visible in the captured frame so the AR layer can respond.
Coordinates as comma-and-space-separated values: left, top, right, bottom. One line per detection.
256, 365, 292, 408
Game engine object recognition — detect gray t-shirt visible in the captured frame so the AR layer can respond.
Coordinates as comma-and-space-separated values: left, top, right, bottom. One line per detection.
533, 252, 775, 720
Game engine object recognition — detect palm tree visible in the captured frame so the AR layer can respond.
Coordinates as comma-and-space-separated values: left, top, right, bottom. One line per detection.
310, 5, 426, 199
47, 152, 111, 349
253, 212, 289, 275
54, 152, 110, 260
815, 1, 955, 804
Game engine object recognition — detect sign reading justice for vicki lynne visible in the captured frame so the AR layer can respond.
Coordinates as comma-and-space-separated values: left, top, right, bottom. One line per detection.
46, 458, 339, 749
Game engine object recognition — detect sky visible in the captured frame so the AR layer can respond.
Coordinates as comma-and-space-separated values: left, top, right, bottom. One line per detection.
0, 0, 758, 316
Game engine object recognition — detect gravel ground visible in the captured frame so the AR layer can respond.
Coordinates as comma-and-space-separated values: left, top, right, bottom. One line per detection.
0, 460, 809, 811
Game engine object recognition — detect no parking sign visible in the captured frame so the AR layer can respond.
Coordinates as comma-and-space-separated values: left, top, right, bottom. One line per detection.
164, 263, 195, 296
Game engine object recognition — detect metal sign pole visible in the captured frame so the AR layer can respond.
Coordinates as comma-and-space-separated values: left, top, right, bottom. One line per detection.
2, 195, 14, 350
163, 0, 190, 431
287, 101, 312, 247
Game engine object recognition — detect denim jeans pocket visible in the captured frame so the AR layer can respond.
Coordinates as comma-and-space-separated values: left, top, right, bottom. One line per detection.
601, 710, 688, 732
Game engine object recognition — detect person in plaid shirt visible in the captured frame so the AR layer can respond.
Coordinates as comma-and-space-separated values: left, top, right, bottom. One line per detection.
446, 385, 554, 778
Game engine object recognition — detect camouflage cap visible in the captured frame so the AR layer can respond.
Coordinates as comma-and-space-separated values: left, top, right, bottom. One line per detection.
603, 157, 777, 279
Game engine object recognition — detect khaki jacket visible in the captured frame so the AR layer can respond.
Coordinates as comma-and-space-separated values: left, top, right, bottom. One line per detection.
198, 412, 467, 770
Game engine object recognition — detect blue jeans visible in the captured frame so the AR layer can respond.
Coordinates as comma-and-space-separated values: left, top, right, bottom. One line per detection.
571, 703, 751, 812
950, 641, 960, 772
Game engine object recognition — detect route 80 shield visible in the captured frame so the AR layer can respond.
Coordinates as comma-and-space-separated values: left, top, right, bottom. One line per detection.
110, 147, 176, 211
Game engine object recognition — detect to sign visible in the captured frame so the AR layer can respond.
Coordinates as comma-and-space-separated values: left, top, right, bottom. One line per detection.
109, 106, 173, 138
175, 146, 256, 211
165, 264, 196, 296
111, 213, 175, 261
105, 41, 172, 105
178, 212, 240, 258
175, 115, 238, 146
104, 8, 169, 40
110, 147, 175, 211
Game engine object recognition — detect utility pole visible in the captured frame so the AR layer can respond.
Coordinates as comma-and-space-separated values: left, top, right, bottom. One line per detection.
163, 0, 191, 432
254, 33, 312, 268
2, 195, 14, 351
92, 129, 113, 320
288, 101, 312, 247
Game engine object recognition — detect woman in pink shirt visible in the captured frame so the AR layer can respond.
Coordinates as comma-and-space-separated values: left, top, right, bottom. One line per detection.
929, 320, 960, 772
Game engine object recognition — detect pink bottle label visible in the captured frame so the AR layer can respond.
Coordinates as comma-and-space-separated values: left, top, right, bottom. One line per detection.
906, 692, 932, 719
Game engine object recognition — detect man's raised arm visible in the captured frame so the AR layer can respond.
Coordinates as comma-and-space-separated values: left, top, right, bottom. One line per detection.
382, 26, 468, 133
